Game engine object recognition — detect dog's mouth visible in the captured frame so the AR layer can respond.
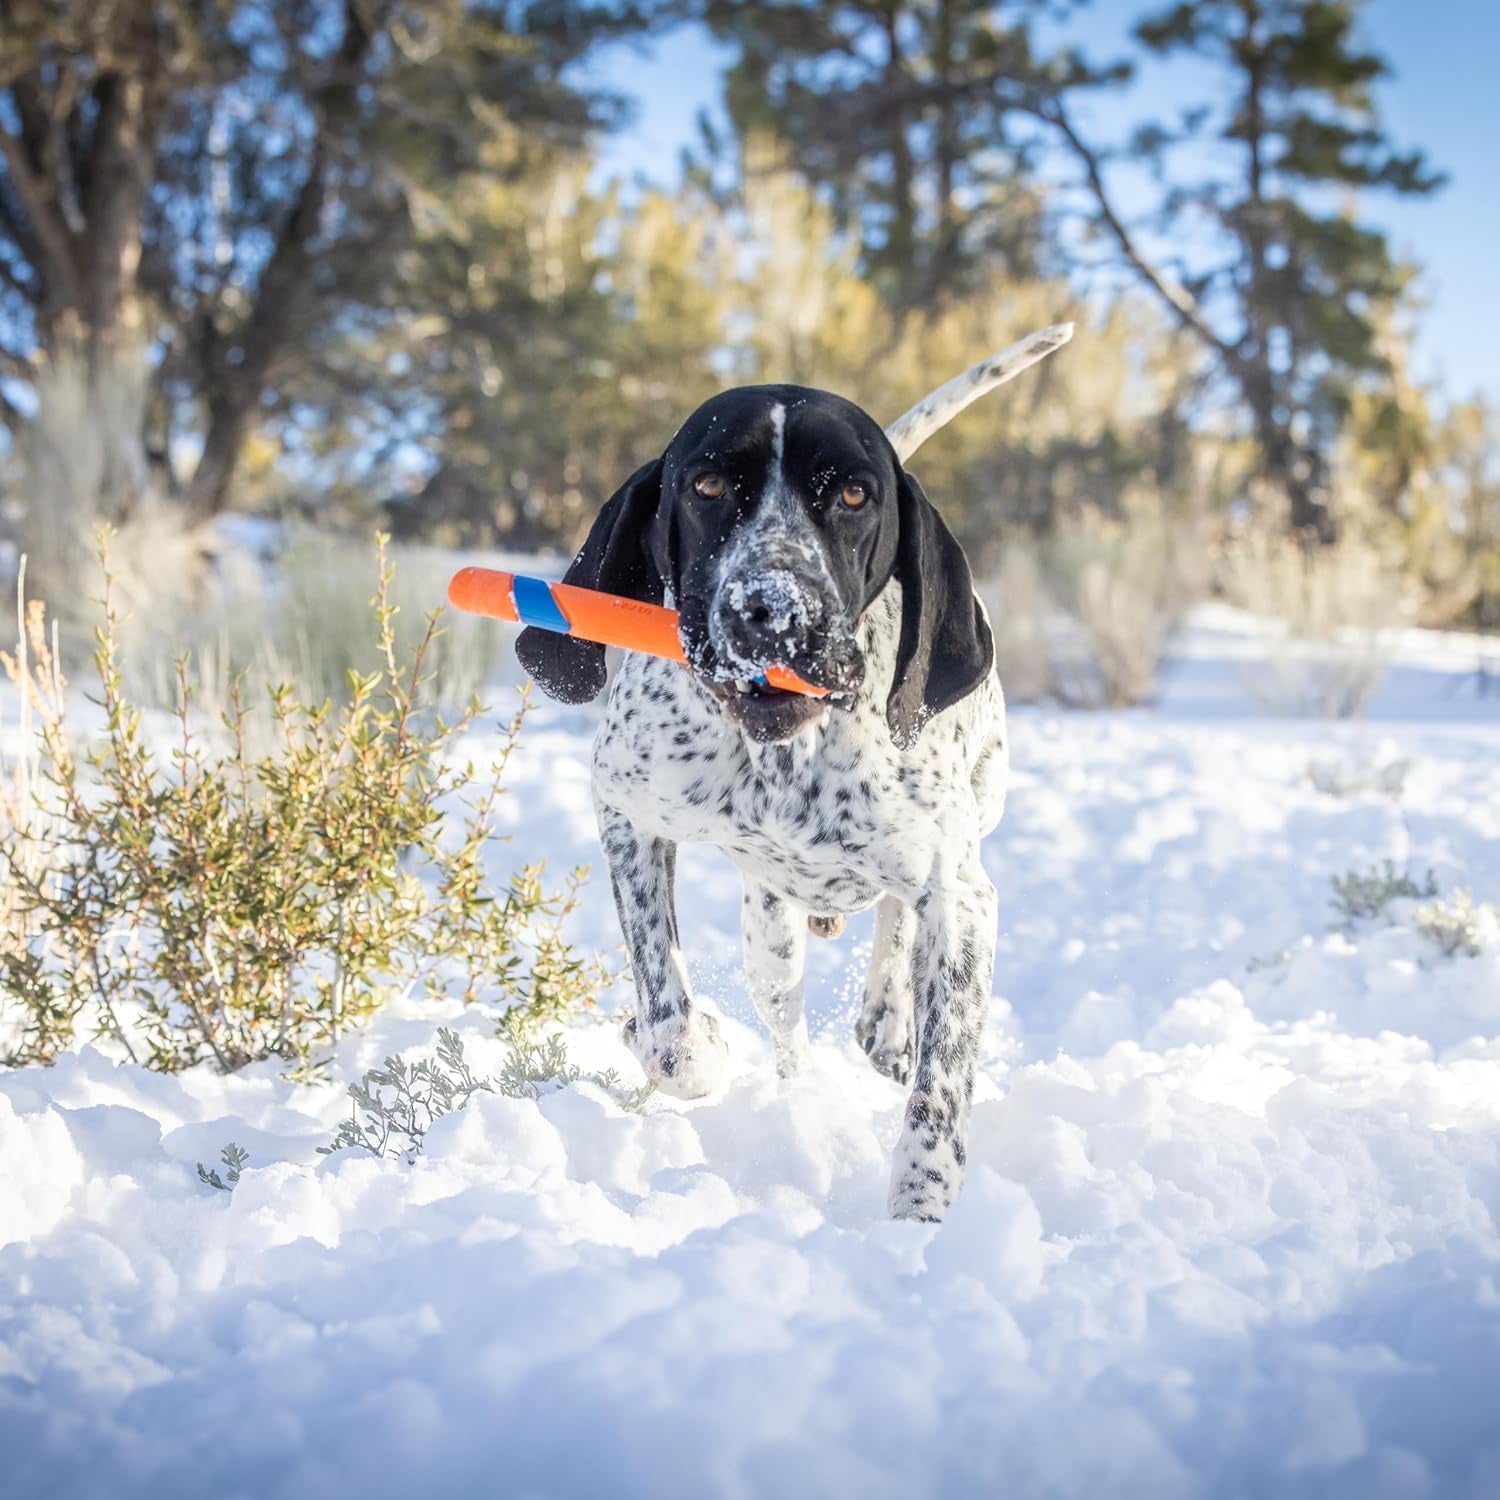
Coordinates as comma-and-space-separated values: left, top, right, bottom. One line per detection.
709, 673, 833, 704
699, 654, 862, 709
700, 671, 829, 743
677, 591, 863, 737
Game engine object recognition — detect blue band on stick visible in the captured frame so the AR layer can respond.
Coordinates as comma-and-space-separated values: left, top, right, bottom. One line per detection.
513, 574, 572, 634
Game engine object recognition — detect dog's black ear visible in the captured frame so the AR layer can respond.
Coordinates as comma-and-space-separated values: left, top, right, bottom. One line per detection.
515, 458, 665, 704
886, 468, 994, 749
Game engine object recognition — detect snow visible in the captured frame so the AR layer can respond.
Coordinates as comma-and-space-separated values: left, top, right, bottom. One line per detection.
3, 611, 1500, 1499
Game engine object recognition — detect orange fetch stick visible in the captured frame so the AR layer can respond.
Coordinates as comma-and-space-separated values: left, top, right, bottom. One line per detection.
447, 566, 830, 698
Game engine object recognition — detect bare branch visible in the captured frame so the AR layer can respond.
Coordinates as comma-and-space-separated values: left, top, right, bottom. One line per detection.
184, 0, 375, 516
0, 126, 80, 311
1040, 97, 1237, 366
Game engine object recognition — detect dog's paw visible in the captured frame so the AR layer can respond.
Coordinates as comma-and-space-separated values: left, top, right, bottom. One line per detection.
887, 1091, 965, 1221
623, 1008, 727, 1099
771, 1020, 811, 1080
855, 997, 914, 1085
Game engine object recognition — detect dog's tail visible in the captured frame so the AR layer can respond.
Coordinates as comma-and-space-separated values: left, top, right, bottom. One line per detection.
884, 322, 1074, 464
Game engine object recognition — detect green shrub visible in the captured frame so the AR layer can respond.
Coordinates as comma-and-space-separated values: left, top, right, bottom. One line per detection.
1, 536, 599, 1074
1328, 863, 1495, 959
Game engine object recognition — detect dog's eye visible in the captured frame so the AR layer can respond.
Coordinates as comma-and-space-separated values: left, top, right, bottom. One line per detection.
840, 481, 869, 510
693, 472, 727, 499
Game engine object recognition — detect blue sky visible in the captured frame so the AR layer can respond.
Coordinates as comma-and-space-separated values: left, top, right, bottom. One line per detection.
588, 0, 1498, 406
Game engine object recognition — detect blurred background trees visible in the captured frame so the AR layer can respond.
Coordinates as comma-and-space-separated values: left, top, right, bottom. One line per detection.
0, 0, 1494, 658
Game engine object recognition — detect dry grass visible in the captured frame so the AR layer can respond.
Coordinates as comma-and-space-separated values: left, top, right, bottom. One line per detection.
979, 499, 1207, 709
1219, 527, 1412, 718
980, 543, 1053, 705
0, 562, 69, 1040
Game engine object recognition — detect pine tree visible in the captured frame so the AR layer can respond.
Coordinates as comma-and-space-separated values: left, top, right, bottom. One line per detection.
1041, 0, 1442, 539
700, 0, 1107, 309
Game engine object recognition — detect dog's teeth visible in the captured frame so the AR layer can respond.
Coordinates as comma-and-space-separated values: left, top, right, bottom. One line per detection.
734, 678, 752, 693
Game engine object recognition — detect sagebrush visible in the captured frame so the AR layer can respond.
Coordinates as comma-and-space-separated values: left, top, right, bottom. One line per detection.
1331, 862, 1438, 924
197, 1142, 250, 1193
322, 1026, 653, 1162
1, 536, 600, 1074
1415, 891, 1493, 959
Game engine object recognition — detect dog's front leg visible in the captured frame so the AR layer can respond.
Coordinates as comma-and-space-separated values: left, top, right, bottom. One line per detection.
888, 847, 997, 1221
741, 880, 810, 1078
598, 800, 727, 1099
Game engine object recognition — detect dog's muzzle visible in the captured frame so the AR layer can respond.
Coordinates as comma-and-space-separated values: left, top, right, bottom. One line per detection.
679, 569, 864, 742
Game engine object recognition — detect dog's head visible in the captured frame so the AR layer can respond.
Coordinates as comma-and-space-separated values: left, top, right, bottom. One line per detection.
516, 384, 992, 747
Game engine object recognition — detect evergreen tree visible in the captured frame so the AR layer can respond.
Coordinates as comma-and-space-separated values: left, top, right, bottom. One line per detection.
1040, 0, 1442, 539
699, 0, 1107, 308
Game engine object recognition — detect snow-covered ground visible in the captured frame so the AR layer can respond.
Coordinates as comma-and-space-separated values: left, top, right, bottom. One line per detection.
3, 611, 1500, 1499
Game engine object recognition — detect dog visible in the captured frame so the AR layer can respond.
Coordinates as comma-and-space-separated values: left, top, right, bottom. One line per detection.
517, 328, 1071, 1220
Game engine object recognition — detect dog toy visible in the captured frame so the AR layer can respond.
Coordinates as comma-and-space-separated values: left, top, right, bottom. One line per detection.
446, 567, 830, 697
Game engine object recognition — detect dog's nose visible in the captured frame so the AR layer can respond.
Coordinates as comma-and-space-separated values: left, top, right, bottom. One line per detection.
716, 569, 825, 663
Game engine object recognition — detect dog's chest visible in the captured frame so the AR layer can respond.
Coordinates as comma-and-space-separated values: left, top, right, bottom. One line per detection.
590, 657, 966, 910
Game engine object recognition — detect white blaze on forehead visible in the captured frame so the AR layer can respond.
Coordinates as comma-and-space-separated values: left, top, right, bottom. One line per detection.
768, 402, 787, 480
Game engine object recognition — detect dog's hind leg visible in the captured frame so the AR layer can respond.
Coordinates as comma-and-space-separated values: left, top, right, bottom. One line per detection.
741, 879, 811, 1078
599, 800, 727, 1099
856, 894, 917, 1085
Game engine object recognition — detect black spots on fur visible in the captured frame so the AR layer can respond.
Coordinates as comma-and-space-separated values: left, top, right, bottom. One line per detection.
943, 935, 979, 992
762, 889, 779, 912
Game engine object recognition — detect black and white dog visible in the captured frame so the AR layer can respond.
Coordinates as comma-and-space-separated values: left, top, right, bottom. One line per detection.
517, 327, 1071, 1221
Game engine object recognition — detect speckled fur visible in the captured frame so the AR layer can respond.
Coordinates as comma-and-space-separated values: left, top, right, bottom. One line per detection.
593, 580, 1008, 1221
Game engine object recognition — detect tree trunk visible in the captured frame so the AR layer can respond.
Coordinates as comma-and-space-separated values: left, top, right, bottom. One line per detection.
881, 5, 918, 286
4, 6, 166, 544
180, 1, 372, 520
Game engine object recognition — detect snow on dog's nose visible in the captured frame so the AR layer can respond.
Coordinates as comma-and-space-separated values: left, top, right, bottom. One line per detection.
714, 568, 825, 676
